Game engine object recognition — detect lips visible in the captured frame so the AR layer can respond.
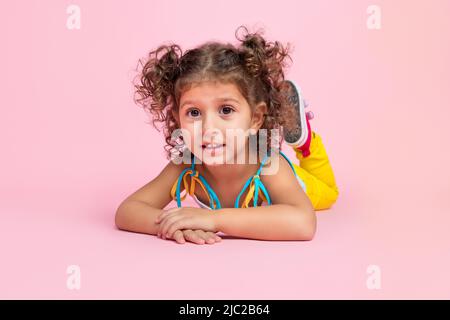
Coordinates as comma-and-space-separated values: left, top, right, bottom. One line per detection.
201, 143, 226, 156
202, 143, 226, 150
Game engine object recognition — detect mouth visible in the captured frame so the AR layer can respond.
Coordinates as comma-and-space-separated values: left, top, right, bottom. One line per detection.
202, 143, 226, 150
202, 143, 226, 155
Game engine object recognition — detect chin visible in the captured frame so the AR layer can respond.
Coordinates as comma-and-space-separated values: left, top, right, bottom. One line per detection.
203, 150, 239, 166
202, 154, 228, 166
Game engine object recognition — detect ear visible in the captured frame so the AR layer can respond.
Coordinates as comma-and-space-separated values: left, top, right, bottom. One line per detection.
250, 102, 268, 131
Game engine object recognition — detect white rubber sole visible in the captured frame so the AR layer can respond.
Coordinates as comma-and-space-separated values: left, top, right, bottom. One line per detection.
283, 80, 309, 148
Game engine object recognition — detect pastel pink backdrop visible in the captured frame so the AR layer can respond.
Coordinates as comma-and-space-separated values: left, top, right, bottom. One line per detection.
1, 0, 449, 299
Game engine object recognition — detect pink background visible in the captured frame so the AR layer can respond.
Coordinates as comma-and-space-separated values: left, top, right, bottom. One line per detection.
1, 0, 449, 299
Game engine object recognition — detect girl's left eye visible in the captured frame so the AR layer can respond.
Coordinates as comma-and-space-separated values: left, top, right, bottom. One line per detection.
220, 105, 235, 115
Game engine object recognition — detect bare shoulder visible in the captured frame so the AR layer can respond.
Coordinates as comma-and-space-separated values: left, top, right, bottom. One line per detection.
122, 159, 191, 209
259, 151, 313, 210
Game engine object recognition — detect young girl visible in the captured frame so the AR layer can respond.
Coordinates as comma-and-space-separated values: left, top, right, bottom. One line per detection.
115, 26, 339, 244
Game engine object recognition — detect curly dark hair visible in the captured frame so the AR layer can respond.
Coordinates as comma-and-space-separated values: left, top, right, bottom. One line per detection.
133, 25, 298, 160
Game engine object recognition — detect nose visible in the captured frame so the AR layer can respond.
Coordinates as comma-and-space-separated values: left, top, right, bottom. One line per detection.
202, 111, 221, 141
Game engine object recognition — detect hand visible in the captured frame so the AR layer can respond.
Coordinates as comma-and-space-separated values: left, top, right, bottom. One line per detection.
171, 229, 222, 245
155, 207, 219, 240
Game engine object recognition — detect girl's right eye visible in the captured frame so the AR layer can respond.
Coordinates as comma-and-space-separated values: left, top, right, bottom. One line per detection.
186, 109, 200, 118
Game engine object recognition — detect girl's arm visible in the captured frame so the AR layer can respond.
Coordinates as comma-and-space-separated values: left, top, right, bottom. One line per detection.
115, 200, 163, 235
214, 204, 316, 241
115, 160, 189, 235
215, 154, 316, 241
152, 153, 316, 241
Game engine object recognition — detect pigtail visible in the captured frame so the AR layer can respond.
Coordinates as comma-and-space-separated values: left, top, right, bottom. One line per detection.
133, 44, 182, 133
236, 26, 292, 83
133, 44, 184, 160
236, 25, 294, 150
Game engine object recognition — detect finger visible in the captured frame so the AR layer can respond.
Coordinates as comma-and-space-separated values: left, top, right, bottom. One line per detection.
166, 218, 195, 239
161, 215, 186, 239
205, 231, 222, 243
193, 230, 209, 242
183, 229, 205, 245
155, 207, 180, 224
155, 210, 169, 224
159, 214, 183, 239
172, 230, 186, 244
197, 230, 215, 244
183, 230, 203, 244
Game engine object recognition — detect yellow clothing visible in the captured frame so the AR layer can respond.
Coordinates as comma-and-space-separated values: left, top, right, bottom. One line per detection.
292, 131, 339, 210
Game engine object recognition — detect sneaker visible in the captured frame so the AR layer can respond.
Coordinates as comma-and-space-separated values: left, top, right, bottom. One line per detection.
282, 80, 314, 157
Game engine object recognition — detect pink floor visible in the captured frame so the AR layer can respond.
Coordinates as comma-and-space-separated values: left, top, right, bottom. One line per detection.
1, 179, 449, 299
1, 1, 450, 299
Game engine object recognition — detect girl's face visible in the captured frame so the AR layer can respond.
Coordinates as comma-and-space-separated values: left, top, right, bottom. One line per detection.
175, 81, 265, 166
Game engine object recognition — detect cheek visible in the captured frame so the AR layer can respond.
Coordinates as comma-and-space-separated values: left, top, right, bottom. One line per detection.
224, 116, 251, 131
177, 124, 195, 148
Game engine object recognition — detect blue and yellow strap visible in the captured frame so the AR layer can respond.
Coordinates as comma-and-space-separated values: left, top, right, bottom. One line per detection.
234, 152, 272, 208
234, 174, 272, 208
170, 167, 222, 210
170, 150, 306, 210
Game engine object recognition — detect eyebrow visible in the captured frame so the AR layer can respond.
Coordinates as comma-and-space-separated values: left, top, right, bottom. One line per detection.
180, 97, 240, 109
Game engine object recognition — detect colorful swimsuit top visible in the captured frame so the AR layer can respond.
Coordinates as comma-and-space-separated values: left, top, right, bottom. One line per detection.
170, 150, 306, 210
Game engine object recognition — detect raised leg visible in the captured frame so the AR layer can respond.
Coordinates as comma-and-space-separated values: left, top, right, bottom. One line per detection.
292, 131, 339, 210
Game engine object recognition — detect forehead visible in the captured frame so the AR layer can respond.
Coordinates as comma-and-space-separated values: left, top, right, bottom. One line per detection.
180, 81, 244, 102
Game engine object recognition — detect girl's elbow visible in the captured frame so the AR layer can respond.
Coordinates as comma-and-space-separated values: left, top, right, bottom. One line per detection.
115, 202, 128, 230
297, 209, 317, 241
303, 224, 316, 241
299, 223, 316, 241
115, 210, 124, 230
